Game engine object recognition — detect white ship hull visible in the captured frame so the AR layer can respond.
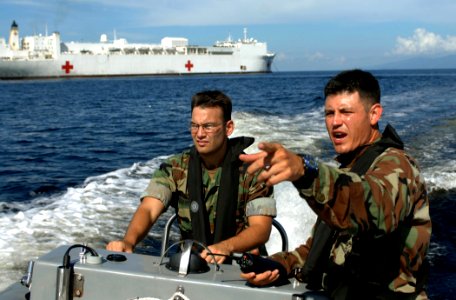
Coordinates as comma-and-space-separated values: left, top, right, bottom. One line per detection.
0, 52, 274, 79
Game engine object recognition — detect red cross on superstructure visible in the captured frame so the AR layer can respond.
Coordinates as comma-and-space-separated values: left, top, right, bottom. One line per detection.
61, 61, 74, 74
185, 60, 194, 71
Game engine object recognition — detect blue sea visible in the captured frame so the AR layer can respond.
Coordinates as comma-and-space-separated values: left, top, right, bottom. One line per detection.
0, 70, 455, 299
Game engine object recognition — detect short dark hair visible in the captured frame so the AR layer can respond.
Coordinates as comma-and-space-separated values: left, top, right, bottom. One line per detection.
324, 69, 381, 108
191, 90, 232, 121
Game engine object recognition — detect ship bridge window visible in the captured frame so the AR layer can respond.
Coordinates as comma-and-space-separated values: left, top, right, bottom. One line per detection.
210, 51, 233, 55
123, 47, 136, 54
109, 48, 121, 54
138, 48, 150, 54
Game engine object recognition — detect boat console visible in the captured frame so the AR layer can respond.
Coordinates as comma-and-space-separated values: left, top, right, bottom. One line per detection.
6, 241, 329, 300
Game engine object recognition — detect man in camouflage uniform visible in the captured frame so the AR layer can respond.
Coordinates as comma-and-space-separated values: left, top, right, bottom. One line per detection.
240, 70, 431, 299
107, 90, 275, 264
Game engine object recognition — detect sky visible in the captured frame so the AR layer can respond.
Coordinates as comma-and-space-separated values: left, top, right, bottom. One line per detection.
1, 0, 456, 71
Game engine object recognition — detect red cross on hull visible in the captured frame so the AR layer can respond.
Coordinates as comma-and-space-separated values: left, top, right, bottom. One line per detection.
185, 60, 194, 71
61, 61, 74, 74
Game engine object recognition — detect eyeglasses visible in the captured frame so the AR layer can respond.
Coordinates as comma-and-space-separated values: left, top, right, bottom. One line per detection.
189, 122, 224, 133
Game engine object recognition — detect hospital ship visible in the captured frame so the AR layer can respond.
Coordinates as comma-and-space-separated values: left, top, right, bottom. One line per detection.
0, 21, 275, 79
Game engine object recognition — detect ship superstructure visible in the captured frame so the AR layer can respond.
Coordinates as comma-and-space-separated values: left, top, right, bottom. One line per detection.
0, 21, 275, 79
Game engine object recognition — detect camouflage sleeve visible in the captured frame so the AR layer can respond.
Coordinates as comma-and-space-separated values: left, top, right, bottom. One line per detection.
243, 167, 276, 217
295, 148, 430, 236
141, 154, 186, 207
246, 197, 276, 217
270, 233, 313, 275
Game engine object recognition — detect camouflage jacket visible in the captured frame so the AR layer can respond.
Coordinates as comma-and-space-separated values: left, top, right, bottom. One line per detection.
272, 144, 431, 296
142, 151, 275, 238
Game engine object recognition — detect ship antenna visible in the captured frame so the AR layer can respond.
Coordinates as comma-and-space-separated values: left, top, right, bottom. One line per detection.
113, 29, 117, 41
243, 28, 247, 42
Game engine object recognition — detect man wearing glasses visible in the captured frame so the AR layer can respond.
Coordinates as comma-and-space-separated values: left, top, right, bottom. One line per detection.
107, 90, 275, 264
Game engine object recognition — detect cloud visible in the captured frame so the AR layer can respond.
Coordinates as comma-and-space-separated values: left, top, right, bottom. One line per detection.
393, 28, 456, 55
306, 52, 325, 62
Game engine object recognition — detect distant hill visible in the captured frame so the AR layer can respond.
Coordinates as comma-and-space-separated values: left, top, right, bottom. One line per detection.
372, 54, 456, 70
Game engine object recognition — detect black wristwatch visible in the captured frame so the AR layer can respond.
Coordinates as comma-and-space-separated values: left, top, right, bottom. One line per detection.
292, 154, 319, 189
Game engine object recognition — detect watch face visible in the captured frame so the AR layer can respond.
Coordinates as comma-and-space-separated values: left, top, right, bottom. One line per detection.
302, 154, 318, 176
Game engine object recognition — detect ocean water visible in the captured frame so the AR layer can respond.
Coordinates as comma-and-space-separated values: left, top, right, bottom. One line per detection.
0, 70, 455, 299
